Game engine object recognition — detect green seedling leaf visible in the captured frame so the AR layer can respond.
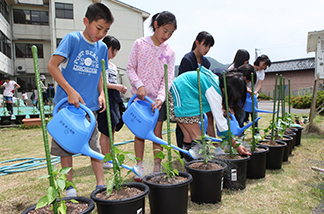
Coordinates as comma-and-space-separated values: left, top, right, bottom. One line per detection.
58, 202, 67, 214
39, 174, 50, 179
106, 178, 114, 197
69, 199, 78, 203
57, 178, 66, 192
60, 167, 71, 175
35, 196, 48, 209
47, 186, 58, 204
173, 169, 179, 176
117, 154, 125, 165
103, 153, 113, 162
154, 151, 165, 159
126, 154, 137, 163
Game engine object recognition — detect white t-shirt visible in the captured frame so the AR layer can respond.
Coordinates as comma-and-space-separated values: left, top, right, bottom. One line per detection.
247, 69, 265, 94
106, 62, 118, 84
3, 81, 17, 97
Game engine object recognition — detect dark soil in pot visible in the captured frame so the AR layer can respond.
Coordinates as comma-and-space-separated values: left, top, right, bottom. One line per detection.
258, 140, 286, 169
91, 182, 149, 214
185, 160, 227, 204
213, 154, 250, 190
247, 145, 269, 179
21, 196, 95, 214
266, 135, 292, 162
143, 171, 192, 214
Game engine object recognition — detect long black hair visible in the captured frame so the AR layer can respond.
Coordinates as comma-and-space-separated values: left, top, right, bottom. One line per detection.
191, 31, 214, 51
232, 49, 250, 69
149, 11, 177, 31
237, 64, 257, 85
219, 72, 247, 115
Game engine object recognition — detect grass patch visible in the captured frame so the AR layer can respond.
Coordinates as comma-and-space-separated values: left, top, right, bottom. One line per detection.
0, 113, 323, 213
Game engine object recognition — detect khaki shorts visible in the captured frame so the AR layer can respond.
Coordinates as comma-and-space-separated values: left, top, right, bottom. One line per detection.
50, 111, 101, 157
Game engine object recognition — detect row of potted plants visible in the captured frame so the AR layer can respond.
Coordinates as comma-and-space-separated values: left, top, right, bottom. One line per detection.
23, 53, 304, 214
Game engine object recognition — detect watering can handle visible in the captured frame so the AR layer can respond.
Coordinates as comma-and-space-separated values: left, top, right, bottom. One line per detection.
53, 97, 96, 129
127, 94, 159, 115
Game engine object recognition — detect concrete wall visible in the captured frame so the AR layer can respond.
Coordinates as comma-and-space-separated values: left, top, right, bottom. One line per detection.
0, 7, 13, 76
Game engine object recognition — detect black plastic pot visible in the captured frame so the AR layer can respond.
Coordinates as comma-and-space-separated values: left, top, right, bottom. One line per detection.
185, 160, 227, 204
258, 140, 286, 169
285, 131, 296, 154
0, 115, 11, 125
286, 127, 298, 149
293, 126, 304, 146
91, 182, 149, 214
29, 114, 39, 118
14, 115, 26, 124
143, 171, 192, 214
247, 145, 269, 179
21, 197, 95, 214
266, 135, 292, 162
213, 154, 250, 190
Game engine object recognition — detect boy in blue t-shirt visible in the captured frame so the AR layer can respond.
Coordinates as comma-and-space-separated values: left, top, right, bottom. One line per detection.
47, 3, 114, 197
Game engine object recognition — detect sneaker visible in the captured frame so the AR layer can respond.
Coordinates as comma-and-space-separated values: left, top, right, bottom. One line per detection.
96, 185, 106, 190
103, 162, 113, 169
66, 186, 77, 197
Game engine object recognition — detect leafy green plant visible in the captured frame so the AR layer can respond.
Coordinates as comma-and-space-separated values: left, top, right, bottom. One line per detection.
36, 166, 78, 214
258, 93, 272, 100
103, 147, 138, 196
2, 109, 9, 116
154, 145, 184, 178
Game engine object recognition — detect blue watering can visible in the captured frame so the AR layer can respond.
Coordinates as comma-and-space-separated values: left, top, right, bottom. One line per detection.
123, 94, 197, 159
243, 93, 275, 113
47, 97, 142, 176
216, 112, 261, 137
199, 113, 222, 143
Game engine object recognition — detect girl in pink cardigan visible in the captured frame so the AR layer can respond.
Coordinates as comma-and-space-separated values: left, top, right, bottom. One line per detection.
127, 11, 177, 181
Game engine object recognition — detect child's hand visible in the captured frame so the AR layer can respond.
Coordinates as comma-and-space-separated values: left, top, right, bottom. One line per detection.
151, 100, 162, 112
236, 145, 251, 155
136, 86, 147, 100
117, 84, 127, 94
98, 94, 106, 113
67, 90, 85, 108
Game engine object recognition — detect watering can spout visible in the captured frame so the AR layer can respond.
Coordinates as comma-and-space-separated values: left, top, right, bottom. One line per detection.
243, 93, 276, 114
239, 117, 261, 134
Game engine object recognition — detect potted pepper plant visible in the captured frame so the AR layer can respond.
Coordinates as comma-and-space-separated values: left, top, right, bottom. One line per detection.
258, 74, 287, 169
22, 45, 95, 214
184, 68, 227, 204
90, 60, 149, 214
143, 63, 192, 214
246, 72, 269, 179
14, 99, 26, 124
213, 71, 250, 190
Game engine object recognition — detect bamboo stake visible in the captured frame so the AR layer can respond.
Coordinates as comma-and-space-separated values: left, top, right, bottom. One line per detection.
32, 45, 57, 214
164, 64, 172, 174
288, 79, 291, 114
222, 71, 233, 158
101, 59, 119, 189
197, 68, 207, 163
251, 73, 256, 151
271, 74, 278, 141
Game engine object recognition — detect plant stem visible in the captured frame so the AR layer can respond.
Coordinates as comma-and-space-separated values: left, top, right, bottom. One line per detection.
222, 71, 233, 158
271, 74, 278, 142
32, 45, 57, 214
164, 64, 172, 176
251, 73, 256, 151
197, 68, 207, 163
282, 77, 285, 118
288, 79, 291, 114
101, 59, 119, 190
277, 75, 282, 123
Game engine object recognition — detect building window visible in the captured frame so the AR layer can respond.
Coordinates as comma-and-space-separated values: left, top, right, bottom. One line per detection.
13, 9, 49, 25
0, 30, 11, 59
0, 0, 9, 22
55, 3, 73, 19
17, 77, 36, 92
56, 38, 62, 47
15, 43, 43, 58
